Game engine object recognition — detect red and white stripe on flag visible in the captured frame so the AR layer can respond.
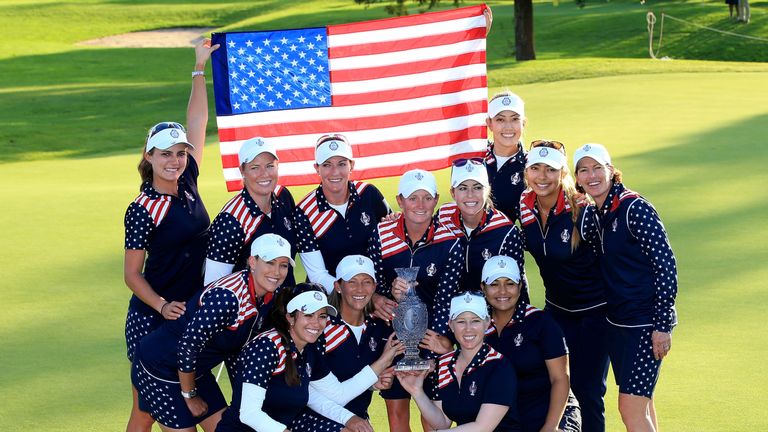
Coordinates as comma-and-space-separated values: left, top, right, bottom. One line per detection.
215, 4, 488, 191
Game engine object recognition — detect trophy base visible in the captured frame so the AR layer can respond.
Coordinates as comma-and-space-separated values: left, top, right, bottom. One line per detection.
394, 359, 431, 372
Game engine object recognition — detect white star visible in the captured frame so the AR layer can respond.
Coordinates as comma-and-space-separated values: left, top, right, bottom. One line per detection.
263, 39, 271, 46
290, 60, 299, 67
241, 94, 249, 101
246, 40, 253, 47
257, 77, 265, 85
249, 86, 256, 93
293, 90, 300, 98
239, 63, 246, 71
228, 40, 236, 48
292, 75, 300, 82
307, 42, 315, 50
283, 83, 291, 91
315, 34, 323, 42
298, 36, 305, 43
301, 82, 308, 90
281, 53, 289, 60
239, 78, 247, 85
268, 100, 275, 107
233, 101, 240, 109
289, 44, 297, 52
309, 73, 316, 81
264, 54, 272, 62
265, 70, 273, 76
299, 66, 307, 74
285, 99, 292, 106
266, 85, 274, 92
309, 89, 318, 96
317, 65, 325, 72
299, 51, 306, 59
273, 61, 280, 68
248, 71, 256, 78
316, 50, 324, 57
256, 62, 264, 70
250, 101, 257, 108
230, 71, 238, 79
302, 97, 309, 104
238, 48, 245, 55
274, 76, 282, 84
308, 58, 316, 65
272, 46, 280, 53
258, 93, 266, 100
319, 96, 327, 103
256, 47, 263, 55
229, 55, 237, 64
246, 55, 254, 63
276, 91, 283, 99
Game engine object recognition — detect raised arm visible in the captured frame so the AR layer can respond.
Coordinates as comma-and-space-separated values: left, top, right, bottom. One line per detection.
186, 37, 220, 164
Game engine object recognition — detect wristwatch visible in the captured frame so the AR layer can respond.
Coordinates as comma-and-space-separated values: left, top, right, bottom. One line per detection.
181, 388, 198, 399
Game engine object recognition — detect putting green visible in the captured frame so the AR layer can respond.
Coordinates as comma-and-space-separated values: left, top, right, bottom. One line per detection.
1, 70, 766, 431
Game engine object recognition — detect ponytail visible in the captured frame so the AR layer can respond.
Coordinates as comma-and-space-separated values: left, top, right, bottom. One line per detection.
138, 151, 153, 185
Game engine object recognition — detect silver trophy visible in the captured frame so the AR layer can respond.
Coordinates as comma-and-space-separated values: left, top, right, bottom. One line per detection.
392, 267, 430, 371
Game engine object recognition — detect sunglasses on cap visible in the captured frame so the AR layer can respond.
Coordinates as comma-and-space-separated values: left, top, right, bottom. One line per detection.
316, 133, 349, 148
529, 139, 565, 154
147, 122, 186, 139
452, 157, 484, 167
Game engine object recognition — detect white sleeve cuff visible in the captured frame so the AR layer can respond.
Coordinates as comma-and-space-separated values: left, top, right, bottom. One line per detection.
204, 259, 235, 286
310, 367, 378, 405
299, 251, 337, 294
240, 383, 287, 432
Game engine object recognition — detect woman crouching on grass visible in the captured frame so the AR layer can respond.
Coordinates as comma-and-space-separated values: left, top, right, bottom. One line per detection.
216, 283, 403, 432
574, 144, 678, 432
131, 233, 292, 432
482, 256, 580, 432
397, 292, 520, 431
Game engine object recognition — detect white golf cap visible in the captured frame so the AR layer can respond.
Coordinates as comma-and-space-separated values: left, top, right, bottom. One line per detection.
481, 255, 521, 285
573, 143, 611, 168
451, 158, 489, 188
146, 122, 193, 152
335, 255, 376, 283
398, 169, 437, 198
488, 92, 525, 119
287, 290, 338, 316
449, 291, 489, 320
250, 233, 295, 267
315, 134, 353, 164
526, 146, 567, 170
239, 137, 278, 165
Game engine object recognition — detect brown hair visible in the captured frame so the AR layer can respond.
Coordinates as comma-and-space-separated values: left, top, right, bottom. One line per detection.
269, 283, 325, 386
138, 150, 154, 184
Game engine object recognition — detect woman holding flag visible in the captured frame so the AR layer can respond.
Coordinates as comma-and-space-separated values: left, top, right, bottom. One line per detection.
123, 38, 218, 432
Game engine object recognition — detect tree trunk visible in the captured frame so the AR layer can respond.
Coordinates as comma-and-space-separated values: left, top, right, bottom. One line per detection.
514, 0, 535, 60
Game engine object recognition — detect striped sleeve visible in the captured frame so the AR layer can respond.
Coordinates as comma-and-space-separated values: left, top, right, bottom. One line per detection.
177, 287, 240, 373
628, 199, 678, 333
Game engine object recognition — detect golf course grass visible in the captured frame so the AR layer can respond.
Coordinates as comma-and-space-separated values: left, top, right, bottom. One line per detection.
0, 0, 766, 430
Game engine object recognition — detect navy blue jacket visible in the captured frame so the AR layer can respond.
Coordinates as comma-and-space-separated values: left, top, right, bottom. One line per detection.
484, 141, 527, 223
580, 183, 678, 332
207, 185, 297, 286
295, 181, 389, 274
368, 216, 464, 337
124, 156, 209, 314
519, 188, 607, 314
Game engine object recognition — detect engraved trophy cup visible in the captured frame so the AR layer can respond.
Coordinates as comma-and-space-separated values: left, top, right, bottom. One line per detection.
392, 267, 430, 371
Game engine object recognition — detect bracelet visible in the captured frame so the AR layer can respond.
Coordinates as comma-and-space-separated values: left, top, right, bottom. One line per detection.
160, 302, 169, 315
181, 388, 198, 399
192, 70, 204, 78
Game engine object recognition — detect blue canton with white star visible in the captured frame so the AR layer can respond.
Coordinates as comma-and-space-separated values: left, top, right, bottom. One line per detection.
224, 29, 331, 114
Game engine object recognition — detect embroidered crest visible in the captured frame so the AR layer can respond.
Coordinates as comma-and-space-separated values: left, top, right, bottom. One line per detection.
481, 248, 492, 260
464, 292, 473, 303
426, 263, 437, 276
255, 138, 264, 146
301, 305, 308, 312
415, 172, 424, 181
306, 363, 312, 377
314, 292, 323, 301
466, 163, 474, 172
329, 141, 339, 151
184, 190, 195, 201
539, 148, 549, 157
170, 129, 179, 138
368, 338, 377, 352
283, 217, 292, 230
502, 97, 511, 106
356, 256, 365, 265
360, 212, 371, 226
277, 238, 285, 247
561, 228, 570, 243
514, 333, 523, 346
469, 381, 478, 396
584, 144, 592, 152
511, 172, 521, 185
612, 219, 618, 232
498, 259, 507, 269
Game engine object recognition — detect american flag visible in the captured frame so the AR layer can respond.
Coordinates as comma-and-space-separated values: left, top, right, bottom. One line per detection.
211, 4, 489, 190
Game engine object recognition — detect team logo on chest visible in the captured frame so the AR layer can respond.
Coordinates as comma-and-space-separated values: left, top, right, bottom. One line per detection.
561, 229, 570, 243
284, 217, 292, 230
305, 363, 312, 377
426, 263, 437, 276
360, 212, 371, 226
184, 190, 195, 202
514, 333, 524, 347
612, 219, 618, 232
510, 172, 521, 185
369, 338, 377, 352
481, 248, 492, 260
469, 381, 478, 396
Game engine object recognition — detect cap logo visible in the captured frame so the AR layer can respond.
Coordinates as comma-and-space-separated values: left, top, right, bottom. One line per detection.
277, 238, 285, 247
464, 292, 473, 303
301, 305, 308, 312
466, 164, 474, 172
539, 148, 549, 157
313, 292, 323, 301
356, 257, 364, 265
498, 260, 507, 269
329, 141, 339, 151
482, 249, 492, 260
584, 144, 592, 152
170, 129, 179, 138
255, 138, 264, 146
415, 172, 424, 181
502, 97, 511, 106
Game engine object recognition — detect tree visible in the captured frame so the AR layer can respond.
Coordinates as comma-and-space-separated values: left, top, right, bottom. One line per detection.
355, 0, 536, 61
